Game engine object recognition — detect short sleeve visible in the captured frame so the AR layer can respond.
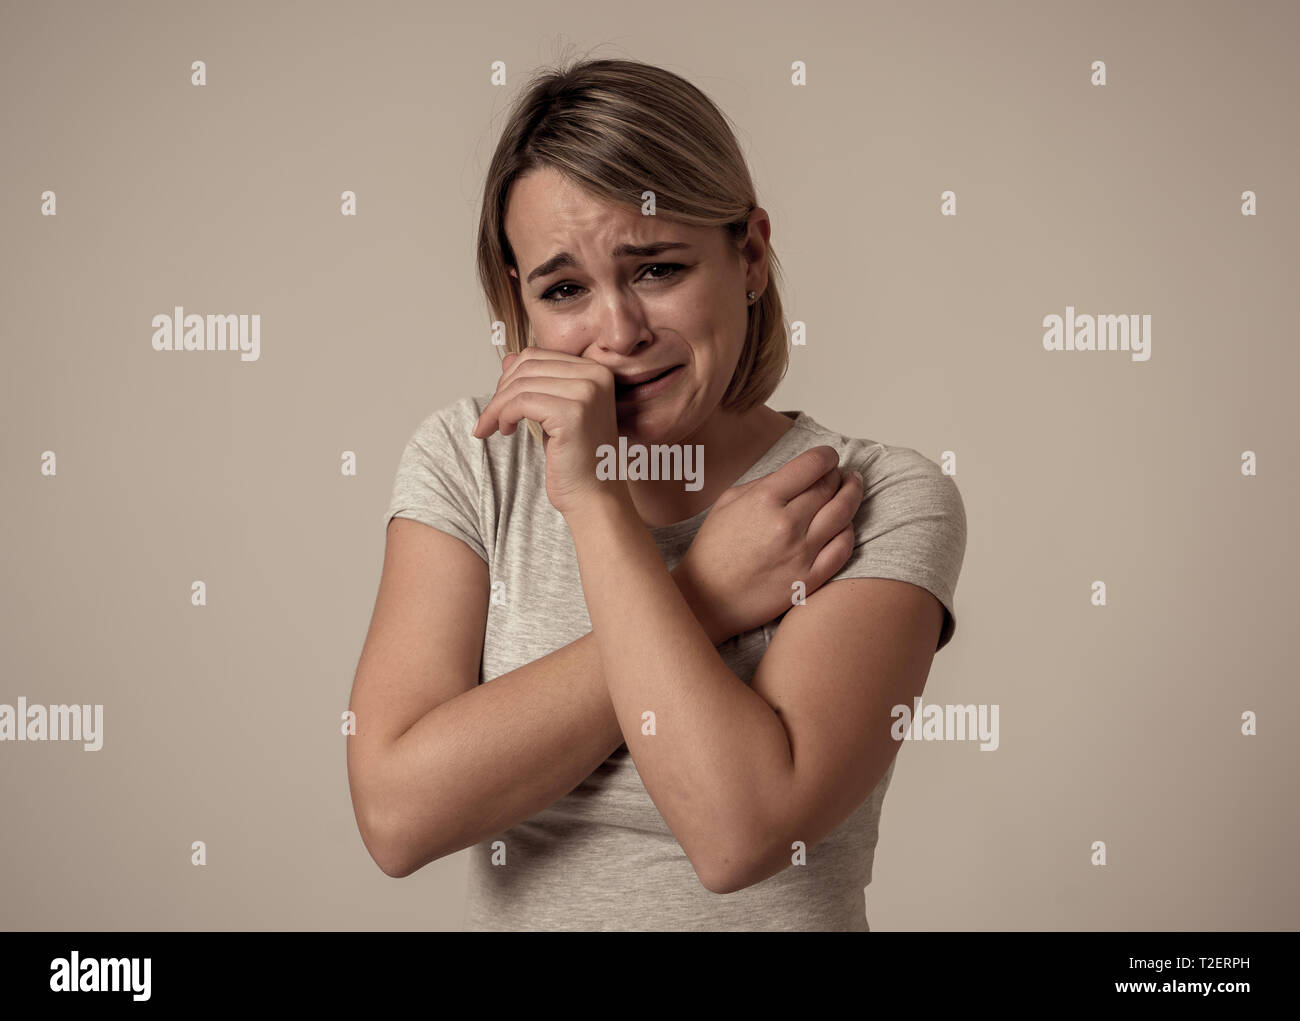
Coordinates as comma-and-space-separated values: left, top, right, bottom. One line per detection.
385, 397, 489, 564
834, 444, 967, 652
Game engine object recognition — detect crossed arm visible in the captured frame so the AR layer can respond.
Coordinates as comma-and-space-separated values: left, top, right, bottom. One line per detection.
349, 493, 944, 893
565, 484, 945, 893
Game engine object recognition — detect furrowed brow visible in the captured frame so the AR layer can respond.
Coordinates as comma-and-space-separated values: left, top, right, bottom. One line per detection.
525, 242, 693, 284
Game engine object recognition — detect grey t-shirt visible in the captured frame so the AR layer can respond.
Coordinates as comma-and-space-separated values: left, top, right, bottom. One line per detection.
385, 393, 967, 931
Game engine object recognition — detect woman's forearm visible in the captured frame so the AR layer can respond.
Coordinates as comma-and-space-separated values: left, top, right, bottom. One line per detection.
372, 570, 727, 878
566, 488, 797, 892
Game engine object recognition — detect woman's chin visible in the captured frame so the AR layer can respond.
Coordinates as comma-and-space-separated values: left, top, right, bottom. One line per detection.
615, 403, 677, 442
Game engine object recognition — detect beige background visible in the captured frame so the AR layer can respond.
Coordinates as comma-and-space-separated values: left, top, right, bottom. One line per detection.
2, 0, 1296, 930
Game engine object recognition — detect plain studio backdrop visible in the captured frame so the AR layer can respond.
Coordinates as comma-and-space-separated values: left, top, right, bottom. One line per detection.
1, 0, 1297, 930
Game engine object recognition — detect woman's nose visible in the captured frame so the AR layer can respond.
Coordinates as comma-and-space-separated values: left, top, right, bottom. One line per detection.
595, 296, 654, 354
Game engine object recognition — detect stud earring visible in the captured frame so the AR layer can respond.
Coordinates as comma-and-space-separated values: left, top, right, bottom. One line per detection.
746, 290, 757, 303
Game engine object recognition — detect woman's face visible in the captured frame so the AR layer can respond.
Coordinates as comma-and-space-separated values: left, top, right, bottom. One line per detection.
504, 166, 767, 442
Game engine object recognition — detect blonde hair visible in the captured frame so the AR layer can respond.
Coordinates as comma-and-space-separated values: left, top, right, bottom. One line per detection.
476, 57, 789, 444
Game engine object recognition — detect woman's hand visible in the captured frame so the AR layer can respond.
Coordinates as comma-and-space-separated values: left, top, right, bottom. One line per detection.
471, 348, 622, 517
673, 445, 865, 644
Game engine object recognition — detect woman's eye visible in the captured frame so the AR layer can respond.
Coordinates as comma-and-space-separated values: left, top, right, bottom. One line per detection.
539, 283, 581, 303
538, 264, 686, 304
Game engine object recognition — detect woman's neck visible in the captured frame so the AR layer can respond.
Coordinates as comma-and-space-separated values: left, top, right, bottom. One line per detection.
623, 404, 796, 528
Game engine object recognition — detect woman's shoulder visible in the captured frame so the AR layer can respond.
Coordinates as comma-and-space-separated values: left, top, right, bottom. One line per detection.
778, 408, 966, 556
395, 392, 508, 463
784, 410, 967, 649
404, 392, 493, 436
776, 410, 957, 495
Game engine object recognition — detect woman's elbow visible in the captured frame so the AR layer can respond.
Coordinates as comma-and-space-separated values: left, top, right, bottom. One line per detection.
348, 747, 455, 878
355, 802, 427, 879
348, 761, 418, 878
353, 783, 461, 878
375, 849, 417, 881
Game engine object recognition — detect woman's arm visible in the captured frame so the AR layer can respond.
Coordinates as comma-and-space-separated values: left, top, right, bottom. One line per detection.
347, 516, 732, 880
566, 466, 945, 896
564, 457, 870, 895
348, 441, 858, 880
564, 489, 792, 892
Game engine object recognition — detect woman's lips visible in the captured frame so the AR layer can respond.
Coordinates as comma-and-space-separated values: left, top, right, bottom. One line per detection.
615, 364, 684, 403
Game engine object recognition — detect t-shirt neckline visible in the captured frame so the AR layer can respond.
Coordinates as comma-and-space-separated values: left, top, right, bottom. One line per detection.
647, 409, 810, 541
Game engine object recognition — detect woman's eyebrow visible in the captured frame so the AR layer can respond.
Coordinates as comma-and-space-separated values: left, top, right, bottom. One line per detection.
526, 241, 694, 284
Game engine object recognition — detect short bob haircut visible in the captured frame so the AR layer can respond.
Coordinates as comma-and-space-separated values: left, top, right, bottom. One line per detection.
476, 57, 789, 441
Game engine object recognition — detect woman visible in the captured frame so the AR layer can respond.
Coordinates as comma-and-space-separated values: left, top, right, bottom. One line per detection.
347, 58, 967, 931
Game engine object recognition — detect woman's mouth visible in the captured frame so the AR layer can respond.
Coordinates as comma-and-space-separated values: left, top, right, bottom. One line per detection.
615, 365, 684, 403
